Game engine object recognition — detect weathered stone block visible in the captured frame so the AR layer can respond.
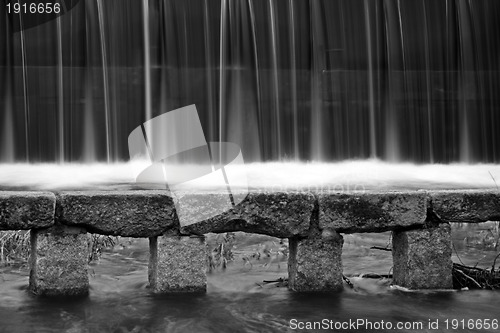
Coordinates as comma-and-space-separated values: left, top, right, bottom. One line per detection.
0, 192, 55, 230
392, 224, 452, 289
57, 191, 177, 237
431, 190, 500, 223
319, 192, 427, 233
29, 225, 89, 296
180, 192, 315, 238
149, 235, 207, 293
288, 232, 343, 291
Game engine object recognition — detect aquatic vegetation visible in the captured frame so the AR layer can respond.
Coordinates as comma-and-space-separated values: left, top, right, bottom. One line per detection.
0, 231, 118, 266
0, 230, 30, 266
241, 239, 288, 270
453, 261, 500, 290
207, 232, 236, 272
207, 232, 289, 273
88, 234, 118, 263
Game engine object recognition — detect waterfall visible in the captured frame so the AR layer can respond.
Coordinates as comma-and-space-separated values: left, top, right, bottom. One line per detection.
1, 0, 500, 164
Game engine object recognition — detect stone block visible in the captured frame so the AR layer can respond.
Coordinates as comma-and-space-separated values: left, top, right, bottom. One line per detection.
180, 191, 315, 238
149, 235, 207, 293
319, 192, 427, 233
431, 190, 500, 223
0, 192, 55, 230
29, 225, 89, 296
288, 232, 343, 291
392, 224, 452, 289
57, 191, 177, 237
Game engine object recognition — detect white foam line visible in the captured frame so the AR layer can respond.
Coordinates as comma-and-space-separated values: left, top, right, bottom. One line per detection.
0, 160, 499, 191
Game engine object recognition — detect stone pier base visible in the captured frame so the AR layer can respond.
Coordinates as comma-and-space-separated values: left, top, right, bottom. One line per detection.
392, 224, 453, 289
149, 235, 207, 293
288, 231, 344, 291
29, 225, 89, 296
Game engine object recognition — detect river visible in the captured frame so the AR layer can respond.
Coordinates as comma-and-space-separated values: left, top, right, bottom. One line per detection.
1, 228, 499, 333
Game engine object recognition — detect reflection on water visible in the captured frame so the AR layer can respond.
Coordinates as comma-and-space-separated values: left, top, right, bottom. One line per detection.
1, 230, 500, 332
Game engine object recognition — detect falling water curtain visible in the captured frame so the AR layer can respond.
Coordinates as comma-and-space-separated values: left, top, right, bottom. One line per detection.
1, 6, 16, 162
1, 0, 500, 163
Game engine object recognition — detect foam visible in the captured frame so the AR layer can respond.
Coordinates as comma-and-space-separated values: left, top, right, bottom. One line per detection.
0, 160, 499, 191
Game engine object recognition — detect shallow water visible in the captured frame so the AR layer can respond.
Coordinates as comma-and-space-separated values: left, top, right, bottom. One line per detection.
1, 232, 499, 333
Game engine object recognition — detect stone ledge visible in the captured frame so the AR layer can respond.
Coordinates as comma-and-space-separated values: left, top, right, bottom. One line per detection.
318, 191, 428, 233
0, 191, 55, 230
56, 191, 177, 237
430, 190, 500, 223
2, 190, 500, 236
179, 192, 315, 238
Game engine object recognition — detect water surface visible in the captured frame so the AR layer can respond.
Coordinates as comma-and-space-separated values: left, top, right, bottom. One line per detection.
1, 232, 499, 333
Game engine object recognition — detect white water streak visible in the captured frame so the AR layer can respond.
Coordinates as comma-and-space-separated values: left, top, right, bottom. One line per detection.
143, 0, 152, 121
1, 161, 499, 191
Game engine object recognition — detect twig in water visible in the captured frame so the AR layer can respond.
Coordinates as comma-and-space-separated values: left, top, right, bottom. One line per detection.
262, 277, 288, 288
263, 277, 287, 284
358, 273, 393, 279
342, 275, 354, 289
492, 252, 500, 274
370, 246, 392, 252
455, 268, 482, 289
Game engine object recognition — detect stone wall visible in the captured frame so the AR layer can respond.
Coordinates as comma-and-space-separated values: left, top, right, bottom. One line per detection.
1, 189, 498, 295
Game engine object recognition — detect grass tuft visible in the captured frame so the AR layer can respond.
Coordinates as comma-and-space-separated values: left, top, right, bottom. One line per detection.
0, 231, 118, 266
0, 230, 30, 266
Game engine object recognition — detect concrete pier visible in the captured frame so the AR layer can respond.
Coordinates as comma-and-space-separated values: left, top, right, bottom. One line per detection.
149, 235, 207, 293
288, 231, 344, 291
29, 225, 89, 296
392, 224, 453, 289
